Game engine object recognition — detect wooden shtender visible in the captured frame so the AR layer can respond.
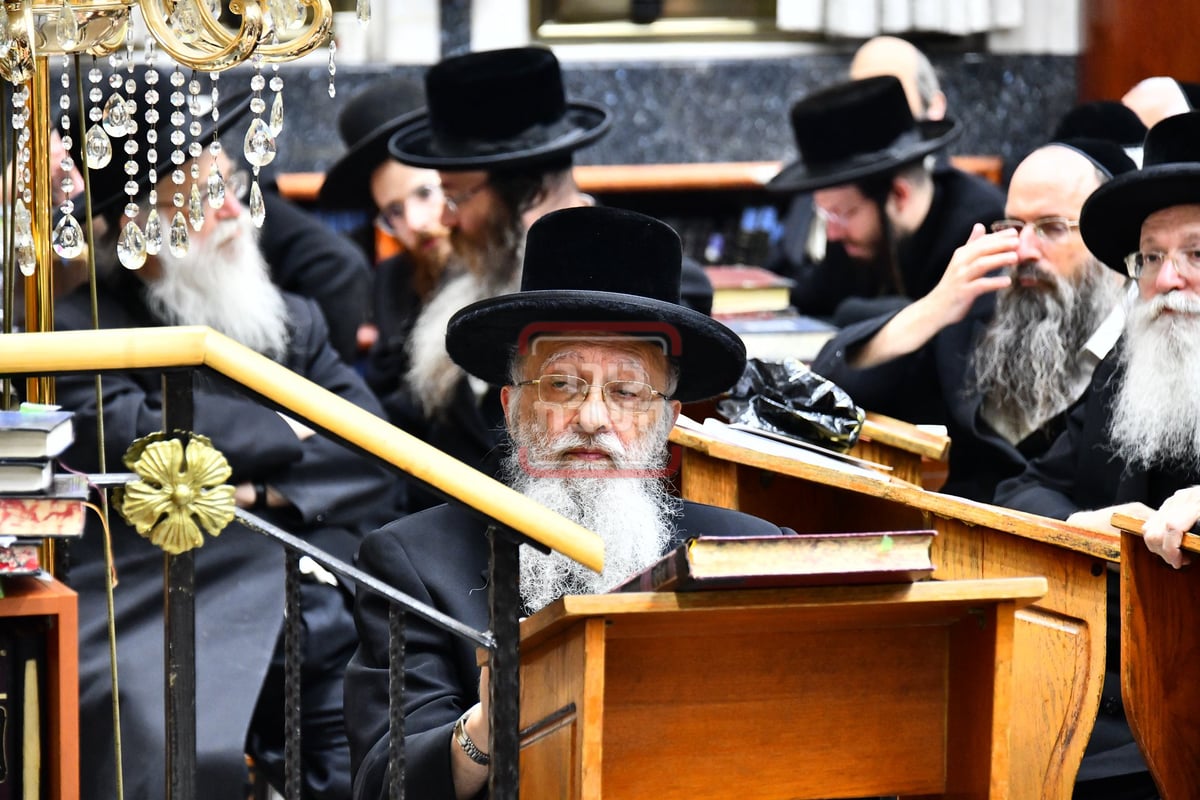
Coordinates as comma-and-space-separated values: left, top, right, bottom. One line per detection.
1110, 511, 1200, 800
515, 577, 1046, 799
669, 422, 1117, 799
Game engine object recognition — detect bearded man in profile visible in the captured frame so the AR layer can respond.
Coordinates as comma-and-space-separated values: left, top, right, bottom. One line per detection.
53, 113, 401, 797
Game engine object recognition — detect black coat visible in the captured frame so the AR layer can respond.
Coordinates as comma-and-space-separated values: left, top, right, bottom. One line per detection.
53, 271, 401, 799
811, 295, 1072, 503
765, 166, 1005, 321
993, 351, 1179, 785
345, 500, 788, 800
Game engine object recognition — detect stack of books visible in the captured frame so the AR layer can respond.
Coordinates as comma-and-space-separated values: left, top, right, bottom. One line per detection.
704, 265, 837, 363
0, 407, 86, 577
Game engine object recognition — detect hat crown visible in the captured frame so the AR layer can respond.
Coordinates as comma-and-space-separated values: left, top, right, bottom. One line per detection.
425, 47, 568, 149
337, 79, 424, 147
789, 76, 918, 170
520, 206, 683, 304
1141, 110, 1200, 168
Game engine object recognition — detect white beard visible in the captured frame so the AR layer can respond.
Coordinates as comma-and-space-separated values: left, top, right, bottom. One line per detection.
1109, 291, 1200, 471
143, 215, 290, 361
503, 401, 679, 614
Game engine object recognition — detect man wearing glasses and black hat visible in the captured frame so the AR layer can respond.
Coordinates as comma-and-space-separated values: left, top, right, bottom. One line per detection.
997, 110, 1200, 800
766, 75, 1004, 325
384, 46, 712, 510
813, 138, 1135, 503
345, 205, 787, 800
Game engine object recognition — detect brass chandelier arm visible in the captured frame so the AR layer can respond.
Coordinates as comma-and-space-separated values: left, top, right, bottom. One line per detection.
136, 0, 266, 71
254, 0, 333, 63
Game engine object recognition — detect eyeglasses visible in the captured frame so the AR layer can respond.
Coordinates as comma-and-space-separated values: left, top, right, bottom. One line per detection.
442, 179, 489, 215
1123, 248, 1200, 280
517, 374, 669, 413
375, 183, 444, 236
989, 217, 1080, 243
814, 200, 868, 229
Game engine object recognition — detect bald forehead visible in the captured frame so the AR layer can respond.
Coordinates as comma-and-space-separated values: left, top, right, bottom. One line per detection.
1006, 145, 1102, 218
849, 37, 924, 114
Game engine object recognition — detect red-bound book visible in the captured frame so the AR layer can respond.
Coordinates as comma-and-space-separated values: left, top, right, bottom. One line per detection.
0, 475, 89, 538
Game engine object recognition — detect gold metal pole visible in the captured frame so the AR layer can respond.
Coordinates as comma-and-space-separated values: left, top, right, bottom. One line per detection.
24, 57, 55, 404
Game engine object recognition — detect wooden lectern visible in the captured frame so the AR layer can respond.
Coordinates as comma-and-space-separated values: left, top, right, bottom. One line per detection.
1111, 512, 1200, 799
515, 577, 1046, 800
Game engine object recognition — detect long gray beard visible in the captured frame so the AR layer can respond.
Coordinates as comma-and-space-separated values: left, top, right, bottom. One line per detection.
1109, 292, 1200, 471
405, 223, 524, 417
503, 406, 679, 615
143, 215, 290, 361
970, 259, 1122, 438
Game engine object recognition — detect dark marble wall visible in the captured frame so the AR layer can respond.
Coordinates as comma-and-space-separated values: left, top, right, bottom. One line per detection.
248, 50, 1076, 180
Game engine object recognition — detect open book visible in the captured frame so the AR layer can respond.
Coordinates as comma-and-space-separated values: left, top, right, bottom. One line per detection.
613, 531, 936, 593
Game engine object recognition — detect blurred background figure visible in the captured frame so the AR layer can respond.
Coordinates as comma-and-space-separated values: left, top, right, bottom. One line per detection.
1121, 76, 1199, 128
317, 77, 452, 418
1053, 100, 1148, 166
848, 35, 947, 122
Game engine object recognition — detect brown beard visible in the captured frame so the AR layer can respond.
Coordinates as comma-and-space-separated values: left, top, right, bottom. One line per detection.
969, 258, 1123, 439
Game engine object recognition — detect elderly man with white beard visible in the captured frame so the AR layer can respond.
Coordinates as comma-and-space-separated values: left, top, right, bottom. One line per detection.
344, 206, 789, 800
994, 109, 1200, 800
811, 138, 1136, 502
51, 92, 402, 800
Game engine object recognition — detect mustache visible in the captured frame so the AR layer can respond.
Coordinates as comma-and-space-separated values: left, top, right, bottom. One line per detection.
1008, 261, 1057, 287
1142, 290, 1200, 318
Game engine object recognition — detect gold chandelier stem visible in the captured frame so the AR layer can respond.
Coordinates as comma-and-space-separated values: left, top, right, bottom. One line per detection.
24, 58, 55, 405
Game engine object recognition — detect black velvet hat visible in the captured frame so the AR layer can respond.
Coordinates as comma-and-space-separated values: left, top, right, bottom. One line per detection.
1052, 101, 1147, 148
766, 75, 960, 194
1081, 110, 1200, 272
387, 47, 611, 171
1049, 137, 1138, 180
445, 206, 746, 403
317, 78, 426, 209
67, 69, 253, 221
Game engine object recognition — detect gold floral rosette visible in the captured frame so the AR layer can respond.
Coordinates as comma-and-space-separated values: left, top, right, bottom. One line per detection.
116, 432, 237, 555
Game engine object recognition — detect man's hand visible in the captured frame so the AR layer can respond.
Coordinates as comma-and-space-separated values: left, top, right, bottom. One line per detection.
850, 224, 1016, 368
1142, 486, 1200, 569
1066, 502, 1156, 535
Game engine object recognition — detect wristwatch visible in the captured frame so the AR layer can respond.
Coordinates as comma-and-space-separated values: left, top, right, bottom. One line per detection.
454, 709, 491, 766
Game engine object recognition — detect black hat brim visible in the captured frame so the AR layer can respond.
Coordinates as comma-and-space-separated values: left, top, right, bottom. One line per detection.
446, 289, 747, 403
1080, 165, 1200, 272
765, 118, 960, 194
388, 101, 611, 170
318, 108, 425, 209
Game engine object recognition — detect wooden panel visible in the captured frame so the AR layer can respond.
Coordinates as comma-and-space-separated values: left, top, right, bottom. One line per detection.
0, 576, 78, 800
1079, 0, 1200, 104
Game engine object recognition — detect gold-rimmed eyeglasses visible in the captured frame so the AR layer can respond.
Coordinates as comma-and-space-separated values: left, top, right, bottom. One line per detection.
989, 217, 1080, 243
517, 374, 669, 413
1124, 248, 1200, 280
443, 179, 489, 215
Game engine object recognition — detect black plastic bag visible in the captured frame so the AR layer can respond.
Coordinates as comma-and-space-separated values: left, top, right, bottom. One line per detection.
717, 358, 865, 453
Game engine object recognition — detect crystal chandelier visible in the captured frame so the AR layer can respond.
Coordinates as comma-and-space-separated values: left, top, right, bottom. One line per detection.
0, 0, 364, 361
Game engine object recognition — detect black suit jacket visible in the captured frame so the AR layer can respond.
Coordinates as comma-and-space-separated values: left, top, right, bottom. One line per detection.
811, 293, 1072, 503
993, 350, 1191, 784
345, 500, 788, 800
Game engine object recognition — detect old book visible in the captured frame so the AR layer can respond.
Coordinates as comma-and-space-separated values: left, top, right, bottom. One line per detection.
0, 475, 89, 538
0, 412, 73, 461
614, 531, 936, 593
704, 265, 794, 315
0, 464, 52, 497
715, 310, 837, 363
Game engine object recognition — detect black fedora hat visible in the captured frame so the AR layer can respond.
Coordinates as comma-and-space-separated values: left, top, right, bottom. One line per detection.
67, 68, 253, 220
767, 75, 960, 194
318, 78, 426, 209
445, 206, 746, 403
1081, 110, 1200, 272
388, 47, 611, 171
1049, 137, 1138, 181
1053, 101, 1147, 148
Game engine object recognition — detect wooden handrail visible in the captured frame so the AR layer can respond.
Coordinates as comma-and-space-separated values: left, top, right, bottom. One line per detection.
275, 156, 1005, 204
0, 327, 605, 572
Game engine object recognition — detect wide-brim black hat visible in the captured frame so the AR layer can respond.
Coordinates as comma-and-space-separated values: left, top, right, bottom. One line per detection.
1081, 110, 1200, 272
67, 67, 252, 220
767, 75, 959, 194
445, 206, 746, 403
388, 47, 611, 171
318, 78, 426, 209
1052, 100, 1147, 148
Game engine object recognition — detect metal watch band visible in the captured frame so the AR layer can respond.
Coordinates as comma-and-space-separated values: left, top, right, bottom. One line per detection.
454, 710, 491, 766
